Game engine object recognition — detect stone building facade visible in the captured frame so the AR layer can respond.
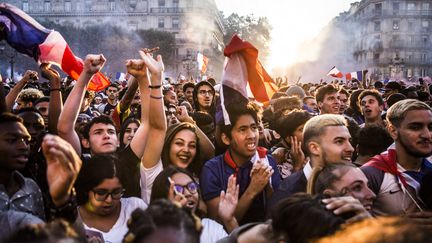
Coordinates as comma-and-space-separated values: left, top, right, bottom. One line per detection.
346, 0, 432, 81
4, 0, 225, 80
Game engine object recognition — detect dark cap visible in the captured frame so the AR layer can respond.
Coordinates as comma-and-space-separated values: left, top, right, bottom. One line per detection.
384, 81, 402, 91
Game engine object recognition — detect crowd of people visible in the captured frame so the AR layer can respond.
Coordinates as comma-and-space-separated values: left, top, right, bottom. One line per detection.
1, 49, 432, 243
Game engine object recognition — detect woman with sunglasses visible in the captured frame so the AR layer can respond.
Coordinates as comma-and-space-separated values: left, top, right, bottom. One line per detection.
74, 154, 147, 243
151, 166, 239, 243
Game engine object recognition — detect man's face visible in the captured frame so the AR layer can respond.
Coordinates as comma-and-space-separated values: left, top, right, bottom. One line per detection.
106, 87, 118, 101
392, 109, 432, 157
338, 93, 349, 114
318, 92, 340, 114
16, 98, 31, 110
312, 125, 354, 164
35, 101, 49, 125
224, 114, 259, 161
197, 85, 214, 110
0, 122, 31, 171
360, 95, 382, 122
185, 87, 194, 103
164, 90, 178, 105
166, 107, 180, 126
304, 98, 318, 113
17, 111, 45, 146
84, 123, 118, 154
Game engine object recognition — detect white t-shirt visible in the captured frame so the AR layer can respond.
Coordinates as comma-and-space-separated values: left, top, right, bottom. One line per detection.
82, 197, 147, 243
140, 160, 163, 204
200, 218, 228, 243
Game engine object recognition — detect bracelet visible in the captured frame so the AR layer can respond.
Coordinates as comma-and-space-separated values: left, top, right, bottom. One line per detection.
150, 95, 163, 99
50, 88, 61, 92
148, 85, 162, 89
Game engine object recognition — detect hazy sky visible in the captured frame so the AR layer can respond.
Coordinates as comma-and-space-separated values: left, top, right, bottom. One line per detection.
215, 0, 355, 70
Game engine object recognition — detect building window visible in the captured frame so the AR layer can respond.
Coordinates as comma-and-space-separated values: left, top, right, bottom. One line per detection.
65, 1, 71, 12
373, 53, 380, 60
172, 17, 179, 29
22, 1, 29, 12
158, 0, 165, 7
422, 53, 427, 61
423, 36, 428, 45
44, 1, 51, 12
393, 2, 399, 12
374, 21, 381, 31
158, 17, 165, 28
393, 20, 399, 30
422, 20, 429, 28
110, 0, 115, 11
407, 3, 416, 11
408, 21, 414, 29
173, 0, 179, 8
374, 3, 382, 14
422, 3, 430, 10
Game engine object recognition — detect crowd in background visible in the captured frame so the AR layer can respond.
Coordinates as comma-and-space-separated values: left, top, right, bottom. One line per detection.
1, 50, 432, 243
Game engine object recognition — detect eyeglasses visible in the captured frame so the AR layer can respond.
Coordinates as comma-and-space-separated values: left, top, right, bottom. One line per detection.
92, 188, 125, 201
198, 90, 214, 96
173, 182, 199, 194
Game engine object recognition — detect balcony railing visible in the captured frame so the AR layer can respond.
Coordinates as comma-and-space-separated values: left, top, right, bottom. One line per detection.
149, 8, 184, 14
358, 9, 432, 19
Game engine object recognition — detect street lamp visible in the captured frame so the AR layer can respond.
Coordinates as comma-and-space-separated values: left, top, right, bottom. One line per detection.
0, 42, 18, 82
182, 53, 195, 78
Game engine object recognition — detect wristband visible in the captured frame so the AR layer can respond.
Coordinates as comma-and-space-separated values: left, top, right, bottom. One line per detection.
150, 95, 163, 99
148, 85, 162, 89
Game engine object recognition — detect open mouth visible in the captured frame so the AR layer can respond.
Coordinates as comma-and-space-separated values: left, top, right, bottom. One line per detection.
185, 200, 196, 209
246, 142, 256, 151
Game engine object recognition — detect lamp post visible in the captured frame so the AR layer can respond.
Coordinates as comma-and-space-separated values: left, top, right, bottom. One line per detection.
182, 54, 195, 78
0, 42, 17, 81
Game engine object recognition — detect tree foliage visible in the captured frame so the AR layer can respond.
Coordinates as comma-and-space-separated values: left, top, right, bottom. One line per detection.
1, 21, 176, 78
222, 13, 272, 64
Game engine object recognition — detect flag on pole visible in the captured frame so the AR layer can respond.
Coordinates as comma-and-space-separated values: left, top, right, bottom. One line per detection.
197, 52, 208, 74
217, 34, 278, 125
345, 71, 364, 81
327, 66, 344, 78
115, 72, 126, 82
0, 3, 109, 91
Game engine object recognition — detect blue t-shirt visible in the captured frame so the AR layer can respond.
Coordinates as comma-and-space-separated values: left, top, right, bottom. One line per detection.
200, 152, 280, 224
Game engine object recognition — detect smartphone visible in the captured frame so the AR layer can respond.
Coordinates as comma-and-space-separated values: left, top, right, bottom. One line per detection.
168, 177, 181, 195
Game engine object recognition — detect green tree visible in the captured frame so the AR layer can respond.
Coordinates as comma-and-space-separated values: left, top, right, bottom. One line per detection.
222, 13, 272, 64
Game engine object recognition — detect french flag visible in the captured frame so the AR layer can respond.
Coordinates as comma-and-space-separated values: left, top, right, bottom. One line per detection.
0, 3, 109, 91
345, 71, 363, 81
217, 34, 278, 125
327, 66, 343, 79
197, 52, 209, 74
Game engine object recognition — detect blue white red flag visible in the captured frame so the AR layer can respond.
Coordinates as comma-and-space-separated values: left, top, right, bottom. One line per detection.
217, 34, 278, 125
0, 3, 109, 91
197, 52, 208, 74
327, 66, 343, 78
345, 71, 363, 81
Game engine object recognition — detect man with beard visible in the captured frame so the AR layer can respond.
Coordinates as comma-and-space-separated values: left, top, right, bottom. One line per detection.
269, 114, 354, 208
362, 99, 432, 216
99, 83, 119, 116
193, 81, 215, 117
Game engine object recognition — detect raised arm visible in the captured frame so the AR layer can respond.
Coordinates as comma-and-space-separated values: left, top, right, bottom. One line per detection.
139, 50, 167, 168
57, 55, 106, 154
119, 76, 139, 113
5, 70, 38, 111
40, 64, 63, 134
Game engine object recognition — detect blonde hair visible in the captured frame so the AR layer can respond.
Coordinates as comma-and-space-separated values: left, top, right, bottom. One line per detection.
386, 99, 432, 127
302, 114, 347, 155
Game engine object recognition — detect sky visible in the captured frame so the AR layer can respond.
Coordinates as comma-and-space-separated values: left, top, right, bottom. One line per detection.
215, 0, 355, 71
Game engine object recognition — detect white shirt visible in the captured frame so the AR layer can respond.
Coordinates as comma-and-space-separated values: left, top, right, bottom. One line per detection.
200, 218, 228, 243
303, 161, 313, 181
82, 197, 147, 243
140, 160, 163, 204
